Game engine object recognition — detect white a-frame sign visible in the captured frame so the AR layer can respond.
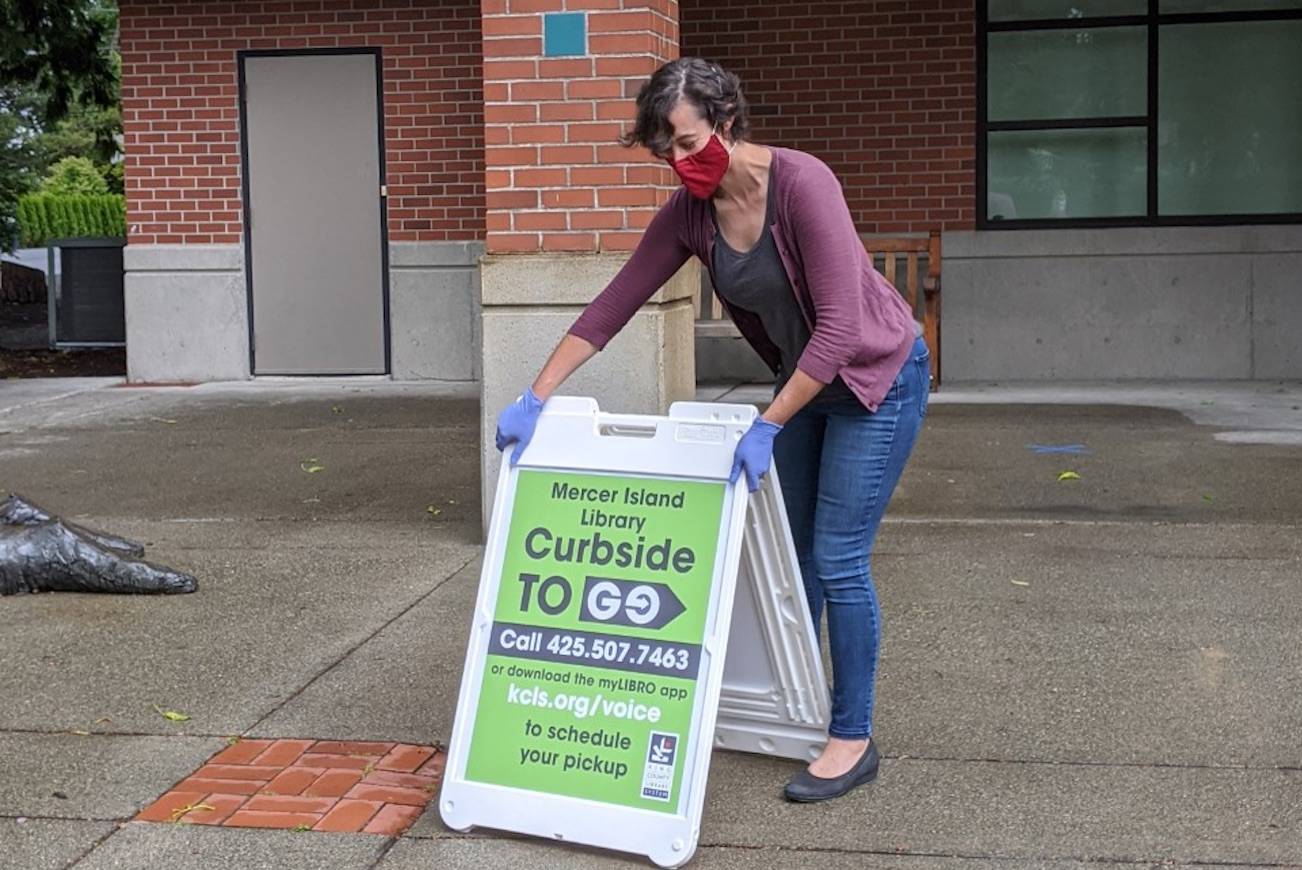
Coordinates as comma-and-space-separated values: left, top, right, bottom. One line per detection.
440, 398, 830, 867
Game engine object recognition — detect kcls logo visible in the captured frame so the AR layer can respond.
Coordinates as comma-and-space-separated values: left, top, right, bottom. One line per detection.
648, 732, 677, 765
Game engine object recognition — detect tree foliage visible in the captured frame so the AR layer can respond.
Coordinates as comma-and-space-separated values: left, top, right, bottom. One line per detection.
0, 0, 121, 250
0, 0, 118, 122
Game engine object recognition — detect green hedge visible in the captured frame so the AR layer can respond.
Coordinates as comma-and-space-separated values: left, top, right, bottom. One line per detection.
16, 193, 126, 247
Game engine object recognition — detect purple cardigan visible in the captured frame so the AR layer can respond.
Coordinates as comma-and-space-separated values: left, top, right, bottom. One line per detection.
568, 146, 917, 413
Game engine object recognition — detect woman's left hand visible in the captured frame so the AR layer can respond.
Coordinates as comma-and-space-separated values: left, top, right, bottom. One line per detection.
729, 418, 784, 493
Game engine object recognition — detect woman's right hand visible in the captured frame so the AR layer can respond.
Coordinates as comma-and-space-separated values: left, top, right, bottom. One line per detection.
729, 418, 783, 493
495, 387, 546, 465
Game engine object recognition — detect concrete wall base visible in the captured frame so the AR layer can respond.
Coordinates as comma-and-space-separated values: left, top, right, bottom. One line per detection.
942, 225, 1302, 381
124, 245, 248, 383
478, 253, 698, 531
123, 242, 483, 384
389, 242, 483, 382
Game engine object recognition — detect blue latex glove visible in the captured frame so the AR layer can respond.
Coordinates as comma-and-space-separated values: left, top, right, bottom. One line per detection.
729, 418, 783, 493
495, 387, 546, 465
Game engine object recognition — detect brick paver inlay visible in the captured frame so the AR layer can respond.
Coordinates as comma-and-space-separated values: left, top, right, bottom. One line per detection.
135, 739, 444, 834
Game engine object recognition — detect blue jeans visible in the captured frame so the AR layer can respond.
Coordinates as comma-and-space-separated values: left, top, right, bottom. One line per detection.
772, 336, 930, 739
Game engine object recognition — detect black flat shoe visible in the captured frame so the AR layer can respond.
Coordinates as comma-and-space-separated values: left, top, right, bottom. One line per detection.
783, 739, 880, 803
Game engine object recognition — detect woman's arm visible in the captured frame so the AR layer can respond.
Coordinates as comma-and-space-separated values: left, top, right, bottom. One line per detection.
496, 193, 693, 462
531, 333, 599, 401
761, 368, 825, 425
566, 191, 693, 353
528, 192, 693, 400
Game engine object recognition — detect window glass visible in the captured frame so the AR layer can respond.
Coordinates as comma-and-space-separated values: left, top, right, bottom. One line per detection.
990, 0, 1146, 20
988, 27, 1147, 121
988, 128, 1148, 220
1160, 1, 1302, 12
1159, 21, 1302, 214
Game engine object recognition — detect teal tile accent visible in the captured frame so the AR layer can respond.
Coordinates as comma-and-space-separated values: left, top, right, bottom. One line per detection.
544, 12, 586, 57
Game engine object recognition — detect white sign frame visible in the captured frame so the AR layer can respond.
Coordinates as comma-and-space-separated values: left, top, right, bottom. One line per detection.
441, 397, 756, 868
716, 465, 832, 761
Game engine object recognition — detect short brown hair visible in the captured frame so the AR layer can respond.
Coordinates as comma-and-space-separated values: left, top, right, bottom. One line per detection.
620, 57, 750, 157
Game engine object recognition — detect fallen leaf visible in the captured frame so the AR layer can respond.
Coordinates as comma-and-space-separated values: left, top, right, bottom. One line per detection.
94, 717, 112, 724
1057, 471, 1081, 482
170, 801, 216, 822
331, 405, 343, 415
300, 458, 325, 474
152, 704, 191, 722
426, 505, 442, 517
1202, 493, 1214, 502
292, 823, 313, 832
1011, 580, 1030, 587
225, 735, 241, 746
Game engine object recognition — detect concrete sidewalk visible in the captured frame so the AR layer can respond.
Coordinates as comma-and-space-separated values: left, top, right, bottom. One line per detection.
1, 378, 1299, 869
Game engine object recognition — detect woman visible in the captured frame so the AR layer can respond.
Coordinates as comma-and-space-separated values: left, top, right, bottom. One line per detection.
495, 57, 930, 802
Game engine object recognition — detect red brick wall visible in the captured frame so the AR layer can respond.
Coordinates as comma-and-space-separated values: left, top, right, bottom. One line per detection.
482, 0, 680, 254
681, 0, 976, 233
118, 0, 484, 246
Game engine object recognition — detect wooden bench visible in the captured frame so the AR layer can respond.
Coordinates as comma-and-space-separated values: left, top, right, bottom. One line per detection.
694, 230, 942, 387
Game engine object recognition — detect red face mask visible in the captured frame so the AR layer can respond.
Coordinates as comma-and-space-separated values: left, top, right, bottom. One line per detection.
668, 133, 731, 199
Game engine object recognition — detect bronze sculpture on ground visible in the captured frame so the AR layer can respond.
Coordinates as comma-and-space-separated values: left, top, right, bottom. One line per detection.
0, 494, 197, 595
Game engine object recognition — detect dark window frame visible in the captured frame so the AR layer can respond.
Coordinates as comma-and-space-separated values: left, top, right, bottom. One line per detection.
977, 1, 1302, 229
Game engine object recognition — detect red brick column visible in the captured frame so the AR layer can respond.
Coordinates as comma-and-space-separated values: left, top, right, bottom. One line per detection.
476, 1, 696, 530
480, 0, 680, 254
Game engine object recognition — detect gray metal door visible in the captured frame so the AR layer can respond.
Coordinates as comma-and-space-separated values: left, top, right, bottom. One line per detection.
242, 53, 387, 374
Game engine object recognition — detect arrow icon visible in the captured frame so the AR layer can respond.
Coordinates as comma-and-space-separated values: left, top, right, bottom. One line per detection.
579, 577, 686, 631
626, 589, 655, 619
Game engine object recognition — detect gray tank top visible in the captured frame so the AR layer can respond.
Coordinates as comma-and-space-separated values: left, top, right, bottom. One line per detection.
711, 165, 854, 401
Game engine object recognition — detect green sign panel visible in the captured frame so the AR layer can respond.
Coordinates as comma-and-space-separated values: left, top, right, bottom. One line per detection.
465, 469, 726, 813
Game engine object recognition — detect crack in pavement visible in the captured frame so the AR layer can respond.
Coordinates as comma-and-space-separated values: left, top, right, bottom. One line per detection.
420, 833, 1302, 867
7, 726, 1293, 774
7, 728, 1292, 775
882, 753, 1302, 773
2, 813, 121, 823
364, 836, 405, 870
694, 842, 1302, 867
64, 823, 122, 870
0, 728, 255, 740
242, 552, 478, 736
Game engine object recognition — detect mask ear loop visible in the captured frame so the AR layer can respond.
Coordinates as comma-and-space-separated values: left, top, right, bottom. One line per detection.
716, 123, 738, 156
